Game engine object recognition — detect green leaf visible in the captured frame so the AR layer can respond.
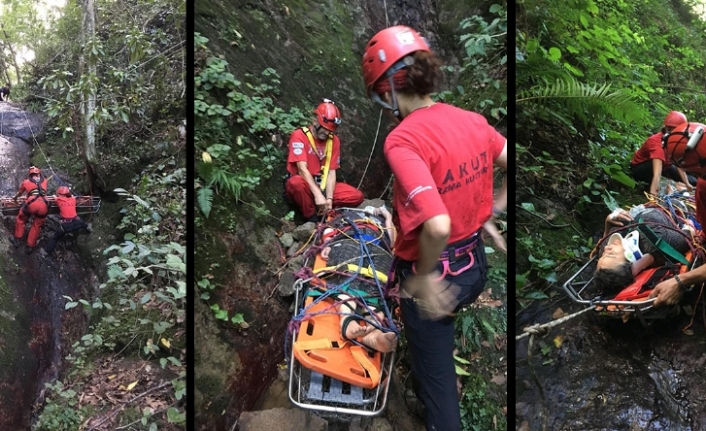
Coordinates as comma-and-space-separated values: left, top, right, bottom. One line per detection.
455, 365, 471, 376
548, 47, 562, 61
231, 313, 244, 324
167, 407, 186, 423
454, 355, 471, 364
521, 202, 535, 212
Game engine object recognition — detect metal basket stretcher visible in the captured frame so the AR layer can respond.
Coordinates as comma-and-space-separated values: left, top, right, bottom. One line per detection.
0, 195, 101, 217
563, 252, 701, 322
287, 208, 397, 417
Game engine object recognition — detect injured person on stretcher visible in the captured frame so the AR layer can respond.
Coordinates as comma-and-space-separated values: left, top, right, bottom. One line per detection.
317, 206, 398, 353
592, 192, 699, 296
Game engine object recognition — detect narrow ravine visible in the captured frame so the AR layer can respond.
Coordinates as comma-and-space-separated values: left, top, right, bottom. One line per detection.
0, 102, 97, 428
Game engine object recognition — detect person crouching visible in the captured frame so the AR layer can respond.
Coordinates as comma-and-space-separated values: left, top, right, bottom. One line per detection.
44, 186, 91, 255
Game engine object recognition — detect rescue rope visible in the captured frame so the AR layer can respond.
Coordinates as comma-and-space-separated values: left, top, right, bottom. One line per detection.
21, 110, 68, 187
356, 109, 383, 190
515, 305, 595, 341
517, 305, 594, 431
356, 0, 388, 192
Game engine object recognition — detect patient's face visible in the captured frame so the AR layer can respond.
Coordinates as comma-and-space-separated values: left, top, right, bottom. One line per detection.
597, 234, 628, 270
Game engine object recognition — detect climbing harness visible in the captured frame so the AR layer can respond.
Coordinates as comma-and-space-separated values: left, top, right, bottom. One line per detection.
301, 126, 332, 192
287, 207, 398, 417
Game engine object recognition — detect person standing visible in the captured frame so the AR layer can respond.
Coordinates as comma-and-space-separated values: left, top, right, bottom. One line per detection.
284, 99, 364, 222
10, 166, 49, 253
44, 186, 91, 255
361, 26, 507, 431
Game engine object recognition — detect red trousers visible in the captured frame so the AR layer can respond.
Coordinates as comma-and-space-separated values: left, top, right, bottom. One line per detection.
15, 197, 48, 247
285, 176, 364, 218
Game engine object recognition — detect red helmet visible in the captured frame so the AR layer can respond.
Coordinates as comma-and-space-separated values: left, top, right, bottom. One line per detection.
664, 111, 687, 128
362, 26, 430, 97
57, 186, 70, 196
664, 122, 706, 172
314, 100, 341, 132
28, 166, 41, 175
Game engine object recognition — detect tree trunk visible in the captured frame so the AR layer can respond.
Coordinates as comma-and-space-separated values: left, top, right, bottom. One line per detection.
0, 24, 21, 84
0, 51, 11, 84
82, 0, 97, 163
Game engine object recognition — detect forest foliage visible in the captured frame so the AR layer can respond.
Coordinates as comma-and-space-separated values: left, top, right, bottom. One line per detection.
1, 0, 186, 429
516, 0, 706, 301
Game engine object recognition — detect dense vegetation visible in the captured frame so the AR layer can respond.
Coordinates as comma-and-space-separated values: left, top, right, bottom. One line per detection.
516, 0, 706, 303
194, 1, 507, 428
2, 0, 186, 429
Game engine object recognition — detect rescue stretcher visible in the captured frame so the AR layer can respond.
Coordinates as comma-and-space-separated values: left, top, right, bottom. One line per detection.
287, 207, 397, 417
563, 194, 705, 323
0, 195, 101, 217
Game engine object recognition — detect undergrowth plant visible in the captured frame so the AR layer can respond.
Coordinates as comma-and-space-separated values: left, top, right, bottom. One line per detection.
33, 156, 186, 430
194, 32, 308, 218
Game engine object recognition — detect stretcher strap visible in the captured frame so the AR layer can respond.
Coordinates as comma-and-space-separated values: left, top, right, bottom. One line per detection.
350, 346, 381, 387
636, 223, 689, 265
295, 338, 346, 351
315, 263, 388, 283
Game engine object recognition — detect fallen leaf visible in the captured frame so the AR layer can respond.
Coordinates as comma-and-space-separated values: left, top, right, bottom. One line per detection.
683, 329, 695, 336
552, 307, 566, 319
107, 375, 117, 380
491, 374, 506, 385
553, 335, 564, 348
160, 338, 171, 349
126, 380, 138, 391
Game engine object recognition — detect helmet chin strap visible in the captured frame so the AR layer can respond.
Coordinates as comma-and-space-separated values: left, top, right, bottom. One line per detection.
370, 56, 415, 119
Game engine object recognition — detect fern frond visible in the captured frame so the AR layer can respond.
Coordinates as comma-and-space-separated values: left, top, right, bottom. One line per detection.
517, 77, 643, 123
197, 187, 213, 218
208, 167, 242, 201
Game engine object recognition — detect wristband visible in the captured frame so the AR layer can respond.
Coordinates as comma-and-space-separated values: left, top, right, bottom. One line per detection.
326, 197, 333, 201
675, 274, 692, 292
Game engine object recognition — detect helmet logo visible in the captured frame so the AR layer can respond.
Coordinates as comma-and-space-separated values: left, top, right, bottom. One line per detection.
377, 49, 386, 63
396, 30, 416, 45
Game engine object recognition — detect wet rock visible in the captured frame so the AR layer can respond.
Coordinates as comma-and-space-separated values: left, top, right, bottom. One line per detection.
292, 222, 316, 242
238, 407, 328, 431
279, 233, 294, 249
287, 242, 300, 257
278, 271, 296, 297
0, 104, 44, 143
366, 417, 394, 431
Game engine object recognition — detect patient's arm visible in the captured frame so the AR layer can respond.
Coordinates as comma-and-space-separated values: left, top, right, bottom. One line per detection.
604, 208, 634, 236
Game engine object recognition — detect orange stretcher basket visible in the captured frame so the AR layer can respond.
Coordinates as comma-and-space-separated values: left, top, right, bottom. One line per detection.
0, 195, 101, 217
288, 206, 396, 417
292, 295, 382, 389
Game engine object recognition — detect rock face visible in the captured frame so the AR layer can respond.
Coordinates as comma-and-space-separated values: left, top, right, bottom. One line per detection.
0, 103, 44, 144
239, 408, 328, 431
194, 0, 491, 429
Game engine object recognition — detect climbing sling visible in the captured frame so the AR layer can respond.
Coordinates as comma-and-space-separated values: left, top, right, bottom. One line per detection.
301, 126, 333, 191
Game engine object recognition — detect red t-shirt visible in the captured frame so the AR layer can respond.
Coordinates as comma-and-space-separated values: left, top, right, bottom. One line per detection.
18, 178, 48, 196
286, 127, 341, 176
384, 103, 506, 261
56, 195, 78, 219
631, 132, 670, 167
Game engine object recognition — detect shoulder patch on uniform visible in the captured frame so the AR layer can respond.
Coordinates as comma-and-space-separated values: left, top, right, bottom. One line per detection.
293, 148, 303, 155
292, 142, 304, 149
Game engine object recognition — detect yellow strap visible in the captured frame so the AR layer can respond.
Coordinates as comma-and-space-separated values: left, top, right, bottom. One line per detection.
315, 264, 388, 283
302, 126, 333, 192
294, 338, 346, 351
351, 345, 381, 387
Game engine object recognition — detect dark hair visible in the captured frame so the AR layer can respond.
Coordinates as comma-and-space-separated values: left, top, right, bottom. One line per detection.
593, 263, 635, 294
373, 51, 443, 96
